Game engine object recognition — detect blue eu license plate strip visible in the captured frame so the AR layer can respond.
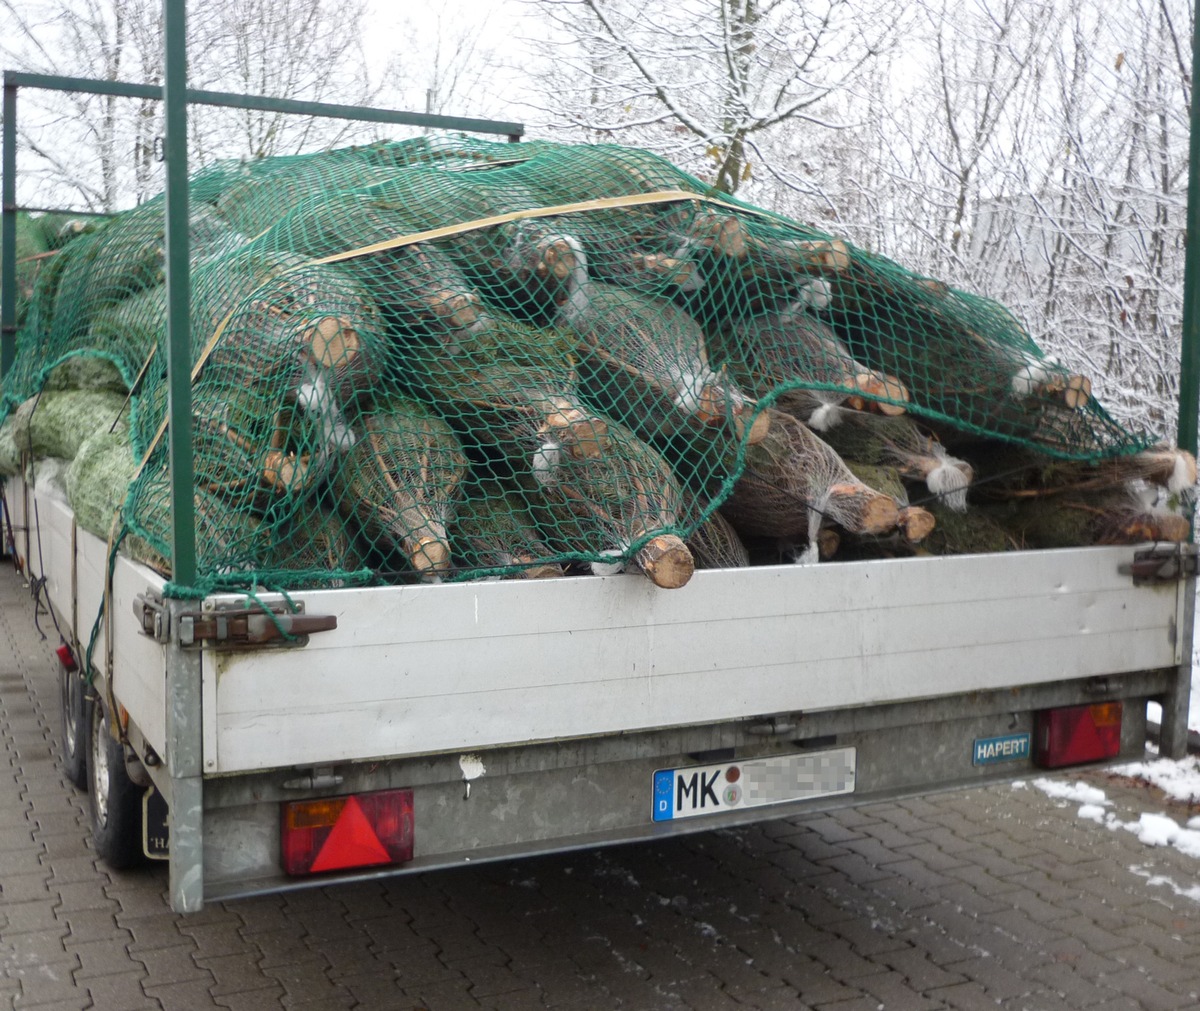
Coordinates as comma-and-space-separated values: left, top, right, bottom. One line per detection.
652, 748, 856, 822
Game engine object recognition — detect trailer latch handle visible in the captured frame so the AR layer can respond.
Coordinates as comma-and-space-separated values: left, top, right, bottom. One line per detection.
133, 593, 336, 648
1120, 544, 1199, 585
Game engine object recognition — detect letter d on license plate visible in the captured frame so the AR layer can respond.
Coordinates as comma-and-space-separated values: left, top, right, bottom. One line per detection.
652, 748, 856, 822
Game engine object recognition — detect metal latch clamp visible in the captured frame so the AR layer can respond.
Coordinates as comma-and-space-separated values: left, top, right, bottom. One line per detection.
133, 592, 336, 648
1120, 543, 1199, 585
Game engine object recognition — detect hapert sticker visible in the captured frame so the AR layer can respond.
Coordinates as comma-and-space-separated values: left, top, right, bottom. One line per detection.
972, 732, 1031, 766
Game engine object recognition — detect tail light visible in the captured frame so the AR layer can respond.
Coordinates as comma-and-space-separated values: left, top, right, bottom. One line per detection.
281, 788, 413, 876
55, 643, 78, 672
1035, 702, 1122, 768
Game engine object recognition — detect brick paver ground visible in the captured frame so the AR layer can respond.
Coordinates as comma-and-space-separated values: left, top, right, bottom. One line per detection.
2, 561, 1199, 1010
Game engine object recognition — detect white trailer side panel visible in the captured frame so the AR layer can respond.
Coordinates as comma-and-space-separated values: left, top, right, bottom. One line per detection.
205, 546, 1181, 774
8, 479, 169, 755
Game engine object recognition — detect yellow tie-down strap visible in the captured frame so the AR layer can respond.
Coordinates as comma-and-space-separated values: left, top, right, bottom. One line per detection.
312, 188, 754, 264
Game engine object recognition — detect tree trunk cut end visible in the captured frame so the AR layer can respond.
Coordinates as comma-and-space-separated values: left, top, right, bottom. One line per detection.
816, 527, 841, 559
635, 534, 695, 589
543, 403, 611, 459
540, 238, 578, 281
782, 237, 852, 273
429, 290, 481, 330
690, 213, 749, 258
632, 253, 698, 288
733, 408, 771, 445
410, 536, 452, 576
851, 373, 909, 414
262, 449, 312, 495
1063, 374, 1091, 409
898, 505, 937, 544
827, 482, 900, 535
305, 315, 360, 370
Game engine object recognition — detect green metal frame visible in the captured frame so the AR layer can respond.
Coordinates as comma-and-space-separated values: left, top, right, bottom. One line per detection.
1179, 7, 1200, 457
1, 63, 525, 578
0, 9, 526, 912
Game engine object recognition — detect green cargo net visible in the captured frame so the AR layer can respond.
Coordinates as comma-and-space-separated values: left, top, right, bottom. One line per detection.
0, 135, 1161, 592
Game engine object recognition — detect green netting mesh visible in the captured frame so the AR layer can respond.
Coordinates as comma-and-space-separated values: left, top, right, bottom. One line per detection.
1, 135, 1159, 592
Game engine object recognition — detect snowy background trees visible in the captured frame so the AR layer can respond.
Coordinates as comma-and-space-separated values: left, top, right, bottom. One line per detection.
519, 0, 1195, 440
1, 0, 1194, 442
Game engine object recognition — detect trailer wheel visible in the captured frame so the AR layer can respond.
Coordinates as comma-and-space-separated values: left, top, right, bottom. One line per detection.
59, 667, 88, 789
86, 697, 144, 869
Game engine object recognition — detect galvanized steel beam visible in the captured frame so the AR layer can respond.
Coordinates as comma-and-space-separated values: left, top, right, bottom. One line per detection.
161, 0, 204, 914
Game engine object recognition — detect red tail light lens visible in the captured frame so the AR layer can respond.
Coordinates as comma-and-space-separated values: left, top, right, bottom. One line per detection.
1035, 702, 1122, 768
281, 788, 414, 876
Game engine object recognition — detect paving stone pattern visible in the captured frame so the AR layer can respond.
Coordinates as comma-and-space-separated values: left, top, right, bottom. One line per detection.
2, 563, 1200, 1010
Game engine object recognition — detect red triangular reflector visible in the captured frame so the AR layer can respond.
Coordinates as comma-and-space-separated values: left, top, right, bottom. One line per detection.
310, 796, 391, 872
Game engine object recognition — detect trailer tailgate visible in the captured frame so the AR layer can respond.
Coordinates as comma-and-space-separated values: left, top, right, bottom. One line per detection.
203, 546, 1183, 773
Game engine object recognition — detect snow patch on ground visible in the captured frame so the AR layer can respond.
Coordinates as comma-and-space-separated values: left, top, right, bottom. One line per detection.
1030, 777, 1200, 877
1129, 865, 1200, 902
1109, 755, 1200, 804
1029, 778, 1110, 808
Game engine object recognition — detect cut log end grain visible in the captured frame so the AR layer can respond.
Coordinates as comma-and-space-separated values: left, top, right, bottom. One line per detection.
688, 213, 749, 258
410, 536, 452, 575
304, 315, 360, 370
428, 290, 481, 330
848, 373, 910, 416
542, 402, 611, 460
897, 505, 936, 544
1137, 447, 1199, 490
561, 417, 610, 460
631, 253, 697, 288
519, 560, 565, 579
1100, 511, 1191, 545
690, 383, 737, 427
733, 408, 772, 445
1064, 374, 1092, 408
816, 527, 841, 559
826, 482, 900, 535
538, 238, 578, 281
770, 237, 852, 274
262, 449, 311, 495
635, 534, 695, 589
691, 384, 769, 443
915, 277, 950, 298
808, 238, 852, 273
1033, 373, 1092, 409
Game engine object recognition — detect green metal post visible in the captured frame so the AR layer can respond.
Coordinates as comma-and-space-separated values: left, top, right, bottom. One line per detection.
1161, 1, 1199, 760
1178, 4, 1200, 456
164, 4, 196, 585
1, 80, 17, 380
163, 0, 205, 914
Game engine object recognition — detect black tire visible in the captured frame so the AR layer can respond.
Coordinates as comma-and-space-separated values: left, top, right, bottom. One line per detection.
59, 665, 88, 789
86, 696, 145, 870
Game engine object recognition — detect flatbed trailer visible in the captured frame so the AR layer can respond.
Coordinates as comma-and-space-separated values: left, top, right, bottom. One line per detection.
2, 40, 1198, 913
3, 471, 1192, 911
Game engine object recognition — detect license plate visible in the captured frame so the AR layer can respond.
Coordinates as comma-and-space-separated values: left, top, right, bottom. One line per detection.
142, 786, 170, 861
652, 747, 856, 822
